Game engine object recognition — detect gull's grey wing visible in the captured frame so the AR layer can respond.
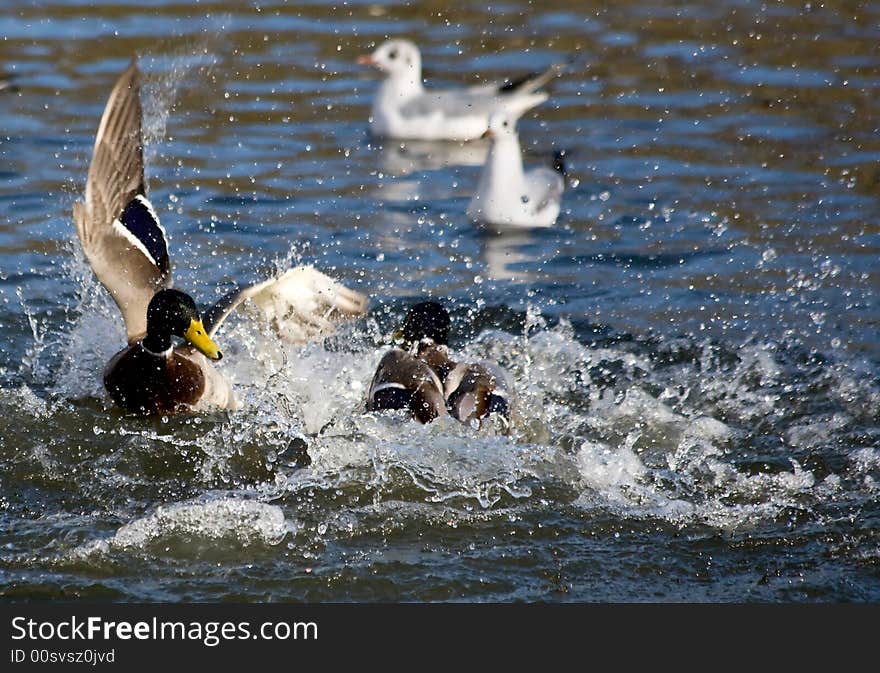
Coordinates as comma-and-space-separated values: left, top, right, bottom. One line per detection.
526, 167, 565, 215
399, 88, 501, 120
73, 60, 172, 343
401, 87, 549, 127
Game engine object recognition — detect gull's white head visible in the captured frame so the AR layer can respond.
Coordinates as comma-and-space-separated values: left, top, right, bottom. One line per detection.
358, 39, 422, 78
483, 112, 518, 140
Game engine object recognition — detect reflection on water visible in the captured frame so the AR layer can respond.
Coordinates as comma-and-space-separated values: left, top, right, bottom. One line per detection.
479, 228, 540, 283
374, 138, 490, 177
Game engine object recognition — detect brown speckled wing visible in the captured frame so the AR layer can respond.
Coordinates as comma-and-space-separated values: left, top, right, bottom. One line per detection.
74, 61, 172, 343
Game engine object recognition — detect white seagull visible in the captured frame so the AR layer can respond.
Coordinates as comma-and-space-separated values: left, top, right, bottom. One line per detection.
357, 38, 565, 142
466, 111, 565, 228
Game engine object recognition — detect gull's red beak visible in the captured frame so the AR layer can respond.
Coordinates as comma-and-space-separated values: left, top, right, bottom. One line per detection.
357, 54, 376, 66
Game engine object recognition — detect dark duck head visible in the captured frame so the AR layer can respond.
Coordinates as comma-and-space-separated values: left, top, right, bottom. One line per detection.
142, 289, 222, 360
394, 300, 454, 382
398, 300, 450, 346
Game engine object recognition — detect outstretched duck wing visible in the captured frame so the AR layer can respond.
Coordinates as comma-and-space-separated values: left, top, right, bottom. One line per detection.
73, 60, 171, 343
203, 265, 368, 343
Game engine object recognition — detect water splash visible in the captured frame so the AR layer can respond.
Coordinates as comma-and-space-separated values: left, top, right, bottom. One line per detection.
140, 27, 227, 150
71, 497, 290, 560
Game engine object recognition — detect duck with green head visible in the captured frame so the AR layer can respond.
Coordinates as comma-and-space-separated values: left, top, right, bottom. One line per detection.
75, 60, 368, 415
103, 289, 229, 414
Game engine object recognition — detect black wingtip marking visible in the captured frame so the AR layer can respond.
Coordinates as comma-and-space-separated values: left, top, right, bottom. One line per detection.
498, 72, 537, 94
119, 196, 169, 271
0, 74, 19, 94
553, 150, 568, 176
498, 58, 573, 95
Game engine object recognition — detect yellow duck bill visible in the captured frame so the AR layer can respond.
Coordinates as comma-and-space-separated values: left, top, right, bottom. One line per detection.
184, 319, 223, 360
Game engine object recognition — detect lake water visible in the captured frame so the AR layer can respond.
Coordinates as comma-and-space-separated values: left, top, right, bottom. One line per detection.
1, 0, 878, 601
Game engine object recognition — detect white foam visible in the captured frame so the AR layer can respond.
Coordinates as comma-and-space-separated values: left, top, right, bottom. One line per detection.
73, 498, 289, 559
851, 447, 880, 472
576, 439, 646, 499
45, 290, 877, 534
52, 296, 125, 401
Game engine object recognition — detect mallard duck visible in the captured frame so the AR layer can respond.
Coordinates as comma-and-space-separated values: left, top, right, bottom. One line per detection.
466, 110, 565, 228
357, 39, 565, 142
366, 301, 511, 425
74, 60, 367, 414
366, 301, 450, 423
443, 360, 511, 426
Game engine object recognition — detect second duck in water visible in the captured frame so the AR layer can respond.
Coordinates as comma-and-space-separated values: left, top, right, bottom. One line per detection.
366, 301, 512, 426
